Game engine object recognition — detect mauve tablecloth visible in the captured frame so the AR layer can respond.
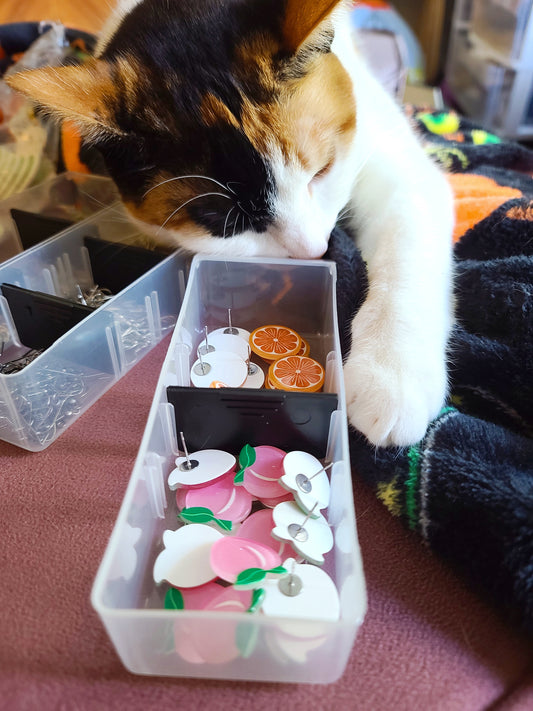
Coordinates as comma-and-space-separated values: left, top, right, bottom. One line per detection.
1, 337, 532, 711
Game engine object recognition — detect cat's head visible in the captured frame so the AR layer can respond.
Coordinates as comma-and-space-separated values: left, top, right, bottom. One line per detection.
7, 0, 356, 258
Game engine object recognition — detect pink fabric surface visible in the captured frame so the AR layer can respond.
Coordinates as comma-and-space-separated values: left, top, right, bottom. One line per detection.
1, 337, 532, 711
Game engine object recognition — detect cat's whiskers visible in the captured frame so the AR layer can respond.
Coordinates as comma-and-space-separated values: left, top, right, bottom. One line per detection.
337, 205, 356, 222
236, 200, 253, 221
158, 191, 232, 235
226, 181, 243, 194
232, 210, 241, 239
76, 187, 134, 224
223, 206, 236, 239
143, 174, 233, 199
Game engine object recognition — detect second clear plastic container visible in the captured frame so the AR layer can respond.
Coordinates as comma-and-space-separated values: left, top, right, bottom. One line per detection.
0, 204, 188, 450
0, 172, 118, 263
471, 0, 533, 61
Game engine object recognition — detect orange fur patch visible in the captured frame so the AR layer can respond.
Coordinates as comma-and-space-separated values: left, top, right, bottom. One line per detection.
200, 93, 239, 128
234, 34, 279, 96
282, 0, 342, 52
6, 60, 120, 136
125, 171, 235, 239
6, 53, 151, 138
239, 50, 356, 174
126, 172, 195, 231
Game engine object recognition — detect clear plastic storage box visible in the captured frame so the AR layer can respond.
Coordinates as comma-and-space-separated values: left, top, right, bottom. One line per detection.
0, 171, 119, 263
446, 31, 516, 126
0, 203, 188, 451
471, 0, 533, 61
446, 0, 533, 138
91, 256, 367, 684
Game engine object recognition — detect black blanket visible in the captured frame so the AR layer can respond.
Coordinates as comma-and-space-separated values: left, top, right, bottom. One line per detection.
326, 110, 533, 635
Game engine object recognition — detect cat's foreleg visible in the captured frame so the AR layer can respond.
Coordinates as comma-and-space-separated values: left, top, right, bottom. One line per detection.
344, 102, 454, 447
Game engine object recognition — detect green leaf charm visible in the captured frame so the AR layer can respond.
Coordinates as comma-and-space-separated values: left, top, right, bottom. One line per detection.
267, 565, 287, 576
234, 565, 287, 589
179, 506, 232, 532
234, 443, 256, 485
234, 567, 267, 588
164, 587, 184, 610
247, 588, 266, 614
215, 517, 233, 532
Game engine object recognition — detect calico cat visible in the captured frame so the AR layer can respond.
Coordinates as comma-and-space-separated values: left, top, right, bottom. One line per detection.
7, 0, 454, 447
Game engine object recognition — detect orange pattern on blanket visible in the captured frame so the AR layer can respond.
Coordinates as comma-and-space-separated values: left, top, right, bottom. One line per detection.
506, 203, 533, 220
447, 174, 522, 242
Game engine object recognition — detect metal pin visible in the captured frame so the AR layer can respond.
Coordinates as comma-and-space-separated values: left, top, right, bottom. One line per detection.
287, 502, 318, 542
245, 343, 259, 375
178, 431, 199, 471
224, 308, 239, 335
193, 348, 211, 376
278, 559, 303, 597
75, 284, 88, 306
295, 461, 335, 494
198, 326, 215, 356
74, 283, 113, 308
8, 364, 107, 443
87, 285, 113, 307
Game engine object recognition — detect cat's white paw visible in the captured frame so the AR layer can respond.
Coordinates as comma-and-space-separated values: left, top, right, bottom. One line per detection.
343, 308, 448, 447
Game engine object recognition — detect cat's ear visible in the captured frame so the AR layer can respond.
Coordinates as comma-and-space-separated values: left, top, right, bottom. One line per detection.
5, 60, 122, 140
281, 0, 344, 53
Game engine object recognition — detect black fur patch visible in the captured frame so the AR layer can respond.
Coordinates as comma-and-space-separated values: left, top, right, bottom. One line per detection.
102, 0, 287, 115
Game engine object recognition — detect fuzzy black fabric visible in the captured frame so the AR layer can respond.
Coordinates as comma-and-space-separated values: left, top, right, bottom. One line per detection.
326, 111, 533, 634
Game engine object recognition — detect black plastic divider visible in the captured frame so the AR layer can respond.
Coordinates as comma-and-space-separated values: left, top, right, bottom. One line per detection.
83, 236, 169, 294
10, 210, 74, 250
1, 283, 94, 350
166, 386, 339, 458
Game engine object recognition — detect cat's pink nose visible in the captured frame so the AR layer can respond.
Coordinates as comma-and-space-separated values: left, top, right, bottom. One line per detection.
288, 239, 328, 259
270, 223, 329, 259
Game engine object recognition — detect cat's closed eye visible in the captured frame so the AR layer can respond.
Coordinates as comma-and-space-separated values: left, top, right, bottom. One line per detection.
309, 160, 335, 192
314, 161, 335, 180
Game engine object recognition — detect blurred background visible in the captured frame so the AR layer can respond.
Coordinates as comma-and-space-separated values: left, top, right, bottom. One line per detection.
0, 2, 108, 35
